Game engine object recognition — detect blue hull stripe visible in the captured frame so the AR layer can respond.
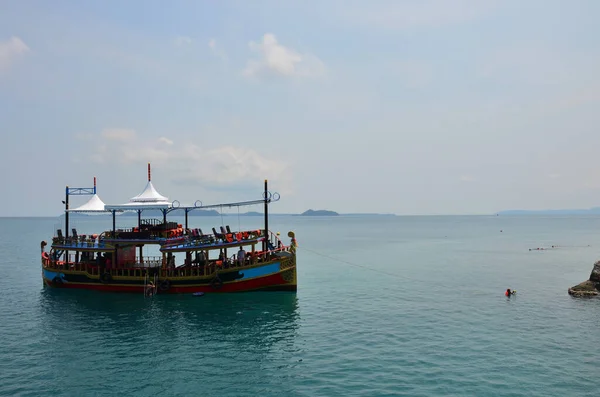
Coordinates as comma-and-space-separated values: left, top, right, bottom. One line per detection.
238, 263, 281, 280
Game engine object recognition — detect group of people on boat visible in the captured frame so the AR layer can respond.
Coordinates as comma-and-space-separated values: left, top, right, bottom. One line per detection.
166, 245, 252, 274
216, 246, 247, 267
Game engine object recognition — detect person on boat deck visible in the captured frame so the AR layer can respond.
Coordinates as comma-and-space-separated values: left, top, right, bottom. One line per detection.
195, 251, 206, 267
218, 249, 227, 267
237, 246, 246, 265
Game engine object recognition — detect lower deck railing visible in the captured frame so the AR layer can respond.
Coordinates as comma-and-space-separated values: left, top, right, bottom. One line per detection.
43, 249, 295, 280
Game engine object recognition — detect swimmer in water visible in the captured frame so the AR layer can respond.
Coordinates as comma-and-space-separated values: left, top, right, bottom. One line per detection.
505, 288, 514, 297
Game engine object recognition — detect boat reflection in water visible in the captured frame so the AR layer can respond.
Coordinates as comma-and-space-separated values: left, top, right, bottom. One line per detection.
39, 288, 300, 334
36, 289, 302, 395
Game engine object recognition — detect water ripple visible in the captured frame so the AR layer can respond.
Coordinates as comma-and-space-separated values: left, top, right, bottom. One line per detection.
2, 216, 600, 396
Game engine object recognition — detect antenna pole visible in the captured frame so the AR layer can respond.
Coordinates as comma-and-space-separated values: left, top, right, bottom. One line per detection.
264, 179, 268, 252
148, 163, 151, 181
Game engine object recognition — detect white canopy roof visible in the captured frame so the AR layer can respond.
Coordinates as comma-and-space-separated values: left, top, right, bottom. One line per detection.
129, 180, 169, 203
69, 194, 109, 213
104, 178, 173, 211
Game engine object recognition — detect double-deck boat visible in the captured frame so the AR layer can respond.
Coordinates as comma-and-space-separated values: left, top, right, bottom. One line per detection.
40, 164, 297, 295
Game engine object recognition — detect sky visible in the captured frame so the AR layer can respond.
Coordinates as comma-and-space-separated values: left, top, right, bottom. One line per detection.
1, 0, 600, 216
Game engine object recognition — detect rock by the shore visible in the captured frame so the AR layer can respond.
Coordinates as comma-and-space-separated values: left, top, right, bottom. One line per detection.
568, 261, 600, 297
590, 260, 600, 283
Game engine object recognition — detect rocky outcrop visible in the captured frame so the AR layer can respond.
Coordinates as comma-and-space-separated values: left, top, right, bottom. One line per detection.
568, 261, 600, 297
590, 261, 600, 283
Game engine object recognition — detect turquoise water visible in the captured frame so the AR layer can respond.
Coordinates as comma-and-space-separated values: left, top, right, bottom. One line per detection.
1, 215, 599, 396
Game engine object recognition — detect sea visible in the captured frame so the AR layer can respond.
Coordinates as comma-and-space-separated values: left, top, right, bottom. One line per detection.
1, 214, 599, 396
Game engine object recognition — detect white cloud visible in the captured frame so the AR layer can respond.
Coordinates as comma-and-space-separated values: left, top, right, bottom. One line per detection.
171, 145, 286, 188
243, 33, 324, 78
101, 128, 137, 141
86, 129, 289, 191
0, 36, 29, 71
174, 36, 192, 46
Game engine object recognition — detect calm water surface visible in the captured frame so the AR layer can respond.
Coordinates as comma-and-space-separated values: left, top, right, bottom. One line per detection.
1, 215, 599, 396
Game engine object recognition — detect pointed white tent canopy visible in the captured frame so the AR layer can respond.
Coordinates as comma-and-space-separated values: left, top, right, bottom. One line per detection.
129, 180, 169, 203
67, 177, 110, 213
105, 163, 174, 211
69, 193, 109, 212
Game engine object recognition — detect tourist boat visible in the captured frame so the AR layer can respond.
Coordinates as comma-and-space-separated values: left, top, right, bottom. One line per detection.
40, 164, 297, 295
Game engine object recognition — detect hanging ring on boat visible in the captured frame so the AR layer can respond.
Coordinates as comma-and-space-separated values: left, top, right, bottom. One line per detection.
262, 191, 280, 201
159, 279, 171, 291
100, 272, 112, 284
194, 200, 202, 208
210, 277, 223, 290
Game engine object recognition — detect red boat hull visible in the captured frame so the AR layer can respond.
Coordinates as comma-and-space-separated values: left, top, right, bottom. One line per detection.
42, 260, 297, 294
43, 272, 296, 293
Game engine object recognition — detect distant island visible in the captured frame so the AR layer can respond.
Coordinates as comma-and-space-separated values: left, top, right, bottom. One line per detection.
299, 209, 339, 216
497, 207, 600, 215
244, 211, 263, 216
65, 209, 395, 217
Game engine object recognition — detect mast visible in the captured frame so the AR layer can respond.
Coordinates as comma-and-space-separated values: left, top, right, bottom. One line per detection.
264, 179, 268, 252
65, 186, 69, 239
65, 185, 69, 267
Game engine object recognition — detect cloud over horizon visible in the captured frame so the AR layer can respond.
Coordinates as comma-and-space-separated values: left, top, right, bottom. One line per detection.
0, 36, 29, 72
77, 129, 291, 196
243, 33, 325, 78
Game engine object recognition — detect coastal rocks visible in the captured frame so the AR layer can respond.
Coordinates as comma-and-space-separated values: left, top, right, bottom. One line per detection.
568, 280, 599, 297
568, 261, 600, 297
590, 260, 600, 283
